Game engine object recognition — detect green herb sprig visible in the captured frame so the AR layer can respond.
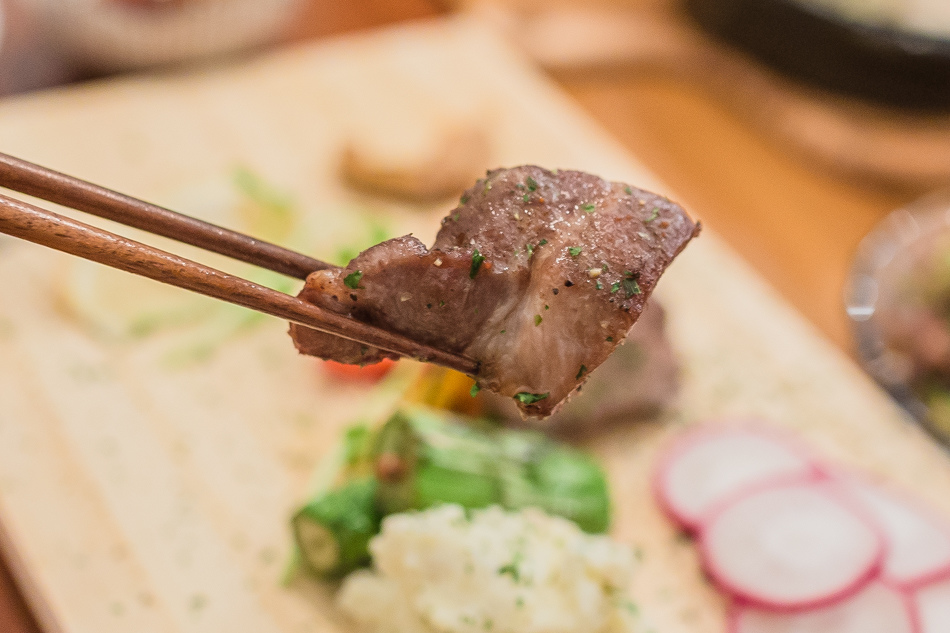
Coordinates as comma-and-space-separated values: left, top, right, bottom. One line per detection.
470, 249, 485, 279
514, 392, 549, 405
344, 271, 363, 289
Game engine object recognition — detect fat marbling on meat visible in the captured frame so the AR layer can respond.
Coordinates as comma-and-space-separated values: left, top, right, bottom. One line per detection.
291, 166, 699, 417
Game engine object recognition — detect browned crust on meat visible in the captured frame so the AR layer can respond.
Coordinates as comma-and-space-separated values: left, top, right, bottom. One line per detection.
291, 166, 699, 418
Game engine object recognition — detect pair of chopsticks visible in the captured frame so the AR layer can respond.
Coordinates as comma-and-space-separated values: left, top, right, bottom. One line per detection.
0, 152, 478, 375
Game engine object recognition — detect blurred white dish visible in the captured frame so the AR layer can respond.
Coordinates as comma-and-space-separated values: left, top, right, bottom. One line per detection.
22, 0, 304, 71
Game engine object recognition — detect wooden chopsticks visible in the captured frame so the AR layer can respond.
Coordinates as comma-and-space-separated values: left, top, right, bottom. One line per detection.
0, 154, 479, 375
0, 152, 330, 280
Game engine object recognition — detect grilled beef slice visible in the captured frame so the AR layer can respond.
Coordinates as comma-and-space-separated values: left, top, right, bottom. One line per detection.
291, 166, 699, 417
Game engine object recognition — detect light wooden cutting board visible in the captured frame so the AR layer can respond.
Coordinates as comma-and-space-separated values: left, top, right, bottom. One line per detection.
0, 16, 948, 633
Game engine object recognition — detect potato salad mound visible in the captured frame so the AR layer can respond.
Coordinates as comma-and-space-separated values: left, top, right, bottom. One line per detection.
337, 505, 639, 633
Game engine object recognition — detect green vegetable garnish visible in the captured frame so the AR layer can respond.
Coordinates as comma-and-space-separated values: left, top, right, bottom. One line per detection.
624, 186, 633, 195
621, 271, 642, 297
538, 239, 548, 246
534, 315, 542, 326
470, 249, 486, 279
291, 407, 612, 580
622, 277, 641, 297
470, 383, 481, 398
514, 392, 549, 405
645, 207, 660, 223
498, 562, 521, 582
568, 247, 582, 257
232, 166, 295, 242
610, 282, 620, 294
522, 194, 530, 203
526, 176, 538, 191
291, 478, 380, 577
582, 203, 596, 213
344, 271, 363, 289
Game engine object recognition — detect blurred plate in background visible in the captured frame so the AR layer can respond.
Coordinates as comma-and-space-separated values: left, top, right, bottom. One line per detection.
847, 189, 950, 446
17, 0, 304, 71
686, 0, 950, 110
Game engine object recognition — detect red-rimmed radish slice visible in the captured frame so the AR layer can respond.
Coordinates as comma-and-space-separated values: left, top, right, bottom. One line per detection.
913, 576, 950, 632
701, 481, 883, 610
654, 427, 817, 530
731, 581, 915, 633
838, 478, 950, 590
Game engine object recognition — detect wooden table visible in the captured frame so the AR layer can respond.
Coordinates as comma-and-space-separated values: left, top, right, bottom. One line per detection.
0, 1, 932, 630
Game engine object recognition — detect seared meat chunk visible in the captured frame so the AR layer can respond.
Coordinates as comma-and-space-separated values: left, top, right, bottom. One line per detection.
291, 166, 699, 417
482, 301, 680, 435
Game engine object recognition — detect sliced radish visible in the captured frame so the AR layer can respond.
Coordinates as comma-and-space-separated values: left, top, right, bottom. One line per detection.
838, 477, 950, 589
913, 576, 950, 633
701, 481, 883, 610
654, 426, 818, 530
731, 581, 915, 633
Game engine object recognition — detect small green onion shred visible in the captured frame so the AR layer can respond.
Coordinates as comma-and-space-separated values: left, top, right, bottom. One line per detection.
470, 249, 485, 279
568, 247, 582, 257
498, 563, 520, 582
622, 271, 642, 297
514, 392, 550, 405
470, 383, 481, 398
343, 271, 363, 289
622, 277, 641, 297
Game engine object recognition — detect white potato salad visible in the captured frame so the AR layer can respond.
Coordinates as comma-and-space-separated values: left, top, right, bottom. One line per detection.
337, 505, 640, 633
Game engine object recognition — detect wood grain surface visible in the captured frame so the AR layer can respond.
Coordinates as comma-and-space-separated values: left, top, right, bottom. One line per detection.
1, 14, 948, 633
0, 548, 40, 633
0, 4, 447, 631
0, 1, 946, 631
